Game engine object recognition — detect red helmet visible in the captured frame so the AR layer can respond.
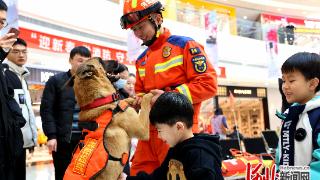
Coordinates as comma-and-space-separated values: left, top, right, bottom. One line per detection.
120, 0, 163, 29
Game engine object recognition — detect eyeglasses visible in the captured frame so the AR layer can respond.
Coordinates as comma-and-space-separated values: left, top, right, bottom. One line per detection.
11, 50, 28, 55
0, 19, 8, 28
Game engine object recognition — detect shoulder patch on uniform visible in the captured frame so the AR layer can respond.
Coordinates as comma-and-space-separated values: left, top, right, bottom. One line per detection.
191, 55, 207, 74
136, 48, 149, 64
189, 47, 201, 55
167, 35, 194, 49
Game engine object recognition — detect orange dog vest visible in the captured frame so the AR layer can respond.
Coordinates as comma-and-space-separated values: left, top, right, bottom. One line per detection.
64, 101, 129, 180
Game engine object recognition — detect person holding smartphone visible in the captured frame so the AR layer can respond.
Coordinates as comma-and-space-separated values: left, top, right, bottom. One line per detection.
0, 1, 26, 180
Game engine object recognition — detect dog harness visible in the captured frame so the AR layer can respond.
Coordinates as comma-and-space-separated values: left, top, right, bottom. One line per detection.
64, 99, 129, 180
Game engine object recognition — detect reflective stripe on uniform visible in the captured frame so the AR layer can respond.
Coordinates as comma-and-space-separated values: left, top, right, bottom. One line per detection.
176, 84, 193, 103
131, 0, 137, 8
138, 68, 145, 77
154, 55, 183, 74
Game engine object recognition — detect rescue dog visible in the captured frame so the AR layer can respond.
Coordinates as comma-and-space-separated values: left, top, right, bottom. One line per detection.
64, 58, 152, 180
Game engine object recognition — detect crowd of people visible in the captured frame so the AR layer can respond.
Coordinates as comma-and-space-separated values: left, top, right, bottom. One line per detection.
1, 0, 320, 179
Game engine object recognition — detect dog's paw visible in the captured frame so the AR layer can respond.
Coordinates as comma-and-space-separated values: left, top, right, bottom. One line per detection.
123, 97, 135, 105
141, 93, 154, 106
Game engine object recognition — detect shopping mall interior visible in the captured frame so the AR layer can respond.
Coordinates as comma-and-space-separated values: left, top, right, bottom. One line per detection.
2, 0, 320, 179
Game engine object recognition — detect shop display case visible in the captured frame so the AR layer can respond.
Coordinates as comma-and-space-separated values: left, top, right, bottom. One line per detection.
218, 97, 265, 138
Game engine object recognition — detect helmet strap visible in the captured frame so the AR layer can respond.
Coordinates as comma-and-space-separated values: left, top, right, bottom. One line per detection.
142, 15, 161, 47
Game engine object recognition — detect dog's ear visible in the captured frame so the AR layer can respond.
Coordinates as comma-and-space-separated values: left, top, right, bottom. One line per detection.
106, 73, 120, 83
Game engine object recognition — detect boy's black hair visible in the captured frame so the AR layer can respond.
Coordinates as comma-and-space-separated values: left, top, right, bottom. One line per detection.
281, 52, 320, 92
150, 92, 193, 128
70, 46, 91, 59
0, 1, 7, 11
12, 38, 27, 47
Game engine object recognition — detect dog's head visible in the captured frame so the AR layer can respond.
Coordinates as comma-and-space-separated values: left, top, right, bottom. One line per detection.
74, 57, 116, 108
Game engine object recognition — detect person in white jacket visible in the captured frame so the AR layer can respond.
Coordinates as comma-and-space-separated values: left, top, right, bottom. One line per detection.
4, 38, 37, 180
277, 52, 320, 179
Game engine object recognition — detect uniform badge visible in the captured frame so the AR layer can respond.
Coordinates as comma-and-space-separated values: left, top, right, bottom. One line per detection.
191, 55, 207, 73
162, 46, 172, 58
189, 47, 201, 55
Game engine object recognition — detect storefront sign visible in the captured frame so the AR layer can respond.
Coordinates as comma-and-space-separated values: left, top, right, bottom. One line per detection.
40, 71, 55, 83
230, 87, 256, 97
26, 67, 62, 85
225, 86, 260, 98
19, 27, 131, 64
233, 89, 252, 95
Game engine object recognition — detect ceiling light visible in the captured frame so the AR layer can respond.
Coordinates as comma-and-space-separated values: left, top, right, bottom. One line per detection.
277, 8, 282, 11
243, 16, 248, 19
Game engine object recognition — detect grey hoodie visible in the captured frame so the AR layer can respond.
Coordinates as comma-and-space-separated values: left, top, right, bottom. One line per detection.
4, 60, 37, 148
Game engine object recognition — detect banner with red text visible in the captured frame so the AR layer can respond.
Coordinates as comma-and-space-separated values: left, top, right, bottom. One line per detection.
19, 27, 131, 65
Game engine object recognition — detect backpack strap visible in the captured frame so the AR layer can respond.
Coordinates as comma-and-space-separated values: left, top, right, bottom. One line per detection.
307, 108, 320, 150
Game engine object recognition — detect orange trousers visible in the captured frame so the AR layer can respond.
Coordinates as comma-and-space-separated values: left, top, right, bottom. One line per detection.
130, 125, 169, 175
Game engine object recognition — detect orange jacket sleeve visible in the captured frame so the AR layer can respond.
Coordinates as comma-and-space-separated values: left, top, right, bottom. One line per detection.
175, 40, 217, 104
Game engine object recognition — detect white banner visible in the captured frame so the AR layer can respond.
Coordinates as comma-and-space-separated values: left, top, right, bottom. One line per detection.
204, 11, 218, 68
266, 41, 281, 78
127, 31, 145, 63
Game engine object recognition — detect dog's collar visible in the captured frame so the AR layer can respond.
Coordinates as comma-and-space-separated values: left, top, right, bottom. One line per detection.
80, 93, 120, 111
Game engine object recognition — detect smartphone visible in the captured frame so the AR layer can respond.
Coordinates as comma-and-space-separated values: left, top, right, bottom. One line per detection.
8, 27, 20, 38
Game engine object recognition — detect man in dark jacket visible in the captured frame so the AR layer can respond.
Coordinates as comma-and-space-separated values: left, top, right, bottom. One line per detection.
0, 1, 25, 179
40, 46, 91, 180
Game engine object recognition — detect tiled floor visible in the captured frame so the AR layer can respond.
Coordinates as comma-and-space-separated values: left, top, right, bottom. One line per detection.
26, 146, 55, 180
26, 163, 55, 180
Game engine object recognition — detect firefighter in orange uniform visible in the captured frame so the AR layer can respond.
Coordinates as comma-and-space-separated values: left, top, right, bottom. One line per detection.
120, 0, 217, 176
